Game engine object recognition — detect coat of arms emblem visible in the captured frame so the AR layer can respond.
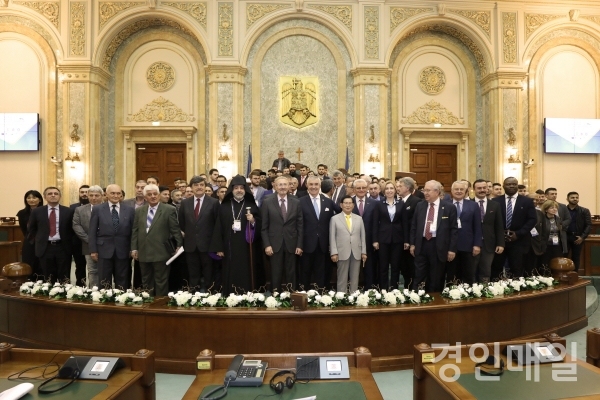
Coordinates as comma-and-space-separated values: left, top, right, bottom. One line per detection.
280, 76, 318, 128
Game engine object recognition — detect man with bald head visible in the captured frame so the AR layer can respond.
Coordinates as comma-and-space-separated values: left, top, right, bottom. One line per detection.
89, 184, 136, 288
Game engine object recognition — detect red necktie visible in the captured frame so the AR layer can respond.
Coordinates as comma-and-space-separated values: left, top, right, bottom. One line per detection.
49, 207, 57, 237
425, 203, 434, 240
194, 198, 200, 219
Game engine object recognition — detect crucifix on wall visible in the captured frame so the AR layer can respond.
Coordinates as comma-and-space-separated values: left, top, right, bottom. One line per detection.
295, 147, 304, 161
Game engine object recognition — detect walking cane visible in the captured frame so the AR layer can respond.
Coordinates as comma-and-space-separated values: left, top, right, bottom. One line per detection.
246, 207, 255, 290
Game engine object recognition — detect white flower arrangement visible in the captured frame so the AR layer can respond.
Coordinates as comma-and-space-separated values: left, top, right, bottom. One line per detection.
19, 281, 153, 305
442, 276, 558, 301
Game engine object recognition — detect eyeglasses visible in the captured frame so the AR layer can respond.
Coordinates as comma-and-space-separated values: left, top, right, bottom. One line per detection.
217, 180, 226, 183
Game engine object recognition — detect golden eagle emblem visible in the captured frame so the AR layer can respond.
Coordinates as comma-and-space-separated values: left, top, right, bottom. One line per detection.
280, 76, 318, 128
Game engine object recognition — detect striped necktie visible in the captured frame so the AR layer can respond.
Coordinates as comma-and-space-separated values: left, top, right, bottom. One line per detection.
506, 197, 513, 229
147, 207, 155, 231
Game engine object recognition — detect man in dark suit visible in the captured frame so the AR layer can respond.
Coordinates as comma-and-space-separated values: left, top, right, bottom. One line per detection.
69, 184, 89, 286
272, 150, 291, 171
178, 176, 220, 291
331, 170, 346, 205
27, 187, 74, 283
565, 191, 592, 270
472, 179, 505, 283
446, 181, 482, 284
351, 179, 378, 288
398, 177, 422, 289
249, 170, 267, 207
299, 176, 339, 289
491, 177, 537, 278
131, 184, 183, 296
261, 175, 303, 291
297, 165, 309, 192
410, 180, 458, 292
121, 180, 147, 289
89, 184, 135, 289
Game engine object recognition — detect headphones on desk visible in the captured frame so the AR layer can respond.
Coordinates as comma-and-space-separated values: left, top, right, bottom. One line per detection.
269, 370, 296, 394
38, 359, 81, 394
475, 356, 505, 376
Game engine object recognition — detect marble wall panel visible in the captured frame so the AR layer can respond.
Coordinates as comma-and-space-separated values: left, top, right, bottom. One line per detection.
216, 82, 233, 169
68, 82, 85, 202
56, 80, 64, 191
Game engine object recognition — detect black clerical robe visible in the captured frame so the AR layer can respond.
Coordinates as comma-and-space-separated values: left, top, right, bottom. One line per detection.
210, 198, 261, 295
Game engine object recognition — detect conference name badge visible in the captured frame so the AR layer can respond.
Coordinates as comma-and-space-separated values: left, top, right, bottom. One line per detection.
232, 220, 241, 231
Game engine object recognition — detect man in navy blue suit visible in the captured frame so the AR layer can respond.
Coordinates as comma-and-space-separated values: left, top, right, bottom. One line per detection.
299, 176, 339, 289
410, 180, 458, 292
352, 179, 378, 288
491, 177, 537, 278
446, 181, 482, 284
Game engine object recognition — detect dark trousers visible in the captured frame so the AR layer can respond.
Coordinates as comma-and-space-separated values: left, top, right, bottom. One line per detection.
414, 238, 445, 292
363, 246, 377, 289
270, 249, 297, 291
378, 243, 402, 290
567, 233, 583, 270
401, 248, 415, 289
300, 248, 327, 289
98, 253, 130, 289
22, 240, 40, 278
185, 250, 214, 291
39, 242, 71, 283
169, 255, 189, 292
539, 244, 565, 270
140, 260, 170, 296
446, 251, 477, 284
72, 251, 87, 286
491, 243, 526, 279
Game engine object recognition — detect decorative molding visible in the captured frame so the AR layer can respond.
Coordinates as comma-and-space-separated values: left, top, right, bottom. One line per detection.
390, 7, 430, 34
58, 65, 111, 89
525, 13, 562, 39
402, 100, 464, 125
350, 67, 391, 87
102, 18, 196, 70
0, 15, 58, 48
69, 2, 85, 56
581, 15, 600, 26
146, 61, 175, 91
120, 126, 197, 149
0, 0, 8, 7
418, 66, 445, 94
308, 5, 352, 31
502, 12, 517, 64
162, 2, 207, 29
99, 2, 143, 30
205, 64, 247, 85
218, 2, 233, 56
247, 3, 289, 29
127, 96, 195, 122
480, 71, 526, 94
399, 24, 487, 72
364, 6, 379, 59
569, 9, 580, 22
13, 1, 60, 29
448, 9, 490, 37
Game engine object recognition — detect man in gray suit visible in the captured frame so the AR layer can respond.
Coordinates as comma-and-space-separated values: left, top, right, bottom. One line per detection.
330, 195, 367, 293
89, 184, 136, 289
261, 175, 303, 291
72, 185, 104, 288
249, 170, 267, 207
132, 184, 183, 296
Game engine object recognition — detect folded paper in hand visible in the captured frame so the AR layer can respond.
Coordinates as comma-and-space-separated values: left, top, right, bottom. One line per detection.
166, 246, 184, 265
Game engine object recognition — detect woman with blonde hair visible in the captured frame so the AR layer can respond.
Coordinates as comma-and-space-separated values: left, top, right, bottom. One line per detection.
538, 200, 567, 269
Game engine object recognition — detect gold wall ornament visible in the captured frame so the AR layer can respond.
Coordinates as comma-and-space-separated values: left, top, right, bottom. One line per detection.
502, 12, 517, 64
399, 24, 487, 73
146, 61, 175, 91
581, 15, 600, 26
163, 2, 207, 29
418, 66, 446, 95
128, 96, 195, 122
0, 14, 58, 47
13, 1, 60, 29
69, 2, 85, 56
102, 18, 197, 70
364, 6, 379, 59
402, 100, 464, 125
308, 5, 352, 31
448, 9, 490, 37
390, 7, 430, 34
280, 76, 318, 128
247, 3, 289, 29
218, 2, 233, 56
0, 0, 8, 7
99, 2, 143, 30
525, 13, 563, 39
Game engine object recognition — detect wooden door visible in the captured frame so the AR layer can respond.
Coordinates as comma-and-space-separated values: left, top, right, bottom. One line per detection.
136, 143, 186, 190
409, 144, 457, 190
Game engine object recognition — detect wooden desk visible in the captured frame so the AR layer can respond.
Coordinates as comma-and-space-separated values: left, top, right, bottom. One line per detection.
183, 347, 383, 400
413, 333, 600, 400
582, 235, 600, 276
0, 343, 155, 399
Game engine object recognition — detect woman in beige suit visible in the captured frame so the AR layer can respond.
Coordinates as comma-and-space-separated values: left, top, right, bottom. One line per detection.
330, 195, 367, 293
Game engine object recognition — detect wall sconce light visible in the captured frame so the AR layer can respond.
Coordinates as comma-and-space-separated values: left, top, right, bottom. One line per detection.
218, 152, 230, 161
70, 123, 80, 148
524, 159, 534, 168
368, 125, 375, 143
65, 152, 80, 168
222, 123, 229, 142
506, 127, 521, 163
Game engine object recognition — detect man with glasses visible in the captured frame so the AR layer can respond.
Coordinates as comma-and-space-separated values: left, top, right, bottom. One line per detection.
216, 175, 228, 188
351, 179, 377, 288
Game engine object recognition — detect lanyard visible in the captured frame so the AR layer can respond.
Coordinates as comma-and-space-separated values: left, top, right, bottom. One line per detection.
231, 200, 245, 220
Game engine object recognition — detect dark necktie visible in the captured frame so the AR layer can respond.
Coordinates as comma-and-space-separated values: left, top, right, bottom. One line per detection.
479, 200, 485, 222
506, 197, 513, 229
112, 205, 119, 232
280, 198, 287, 220
49, 207, 57, 237
194, 198, 201, 219
425, 203, 434, 240
455, 201, 462, 218
332, 187, 338, 203
358, 199, 364, 216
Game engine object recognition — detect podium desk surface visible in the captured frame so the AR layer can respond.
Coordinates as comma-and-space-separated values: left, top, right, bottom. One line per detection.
183, 367, 383, 400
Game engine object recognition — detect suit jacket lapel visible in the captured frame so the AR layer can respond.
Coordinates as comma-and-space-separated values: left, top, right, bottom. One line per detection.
148, 204, 162, 233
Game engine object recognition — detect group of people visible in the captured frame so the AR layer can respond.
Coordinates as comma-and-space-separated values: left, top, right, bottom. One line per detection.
16, 152, 592, 296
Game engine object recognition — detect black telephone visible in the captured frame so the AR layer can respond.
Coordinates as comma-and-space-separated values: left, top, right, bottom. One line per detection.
225, 355, 268, 387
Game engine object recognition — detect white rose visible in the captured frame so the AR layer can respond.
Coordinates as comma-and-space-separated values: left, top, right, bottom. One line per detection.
375, 292, 381, 300
256, 294, 265, 302
265, 296, 279, 308
320, 295, 333, 306
356, 294, 370, 307
328, 290, 335, 297
335, 292, 345, 300
307, 290, 317, 297
347, 295, 354, 303
226, 296, 239, 307
409, 292, 421, 304
383, 292, 397, 305
449, 289, 461, 300
133, 296, 142, 303
91, 291, 102, 302
418, 290, 425, 296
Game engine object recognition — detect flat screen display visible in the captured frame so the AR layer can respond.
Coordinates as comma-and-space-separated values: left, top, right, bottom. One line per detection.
0, 113, 39, 151
544, 117, 600, 154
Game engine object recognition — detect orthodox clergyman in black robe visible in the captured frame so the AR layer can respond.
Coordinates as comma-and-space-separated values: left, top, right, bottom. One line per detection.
209, 175, 260, 295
